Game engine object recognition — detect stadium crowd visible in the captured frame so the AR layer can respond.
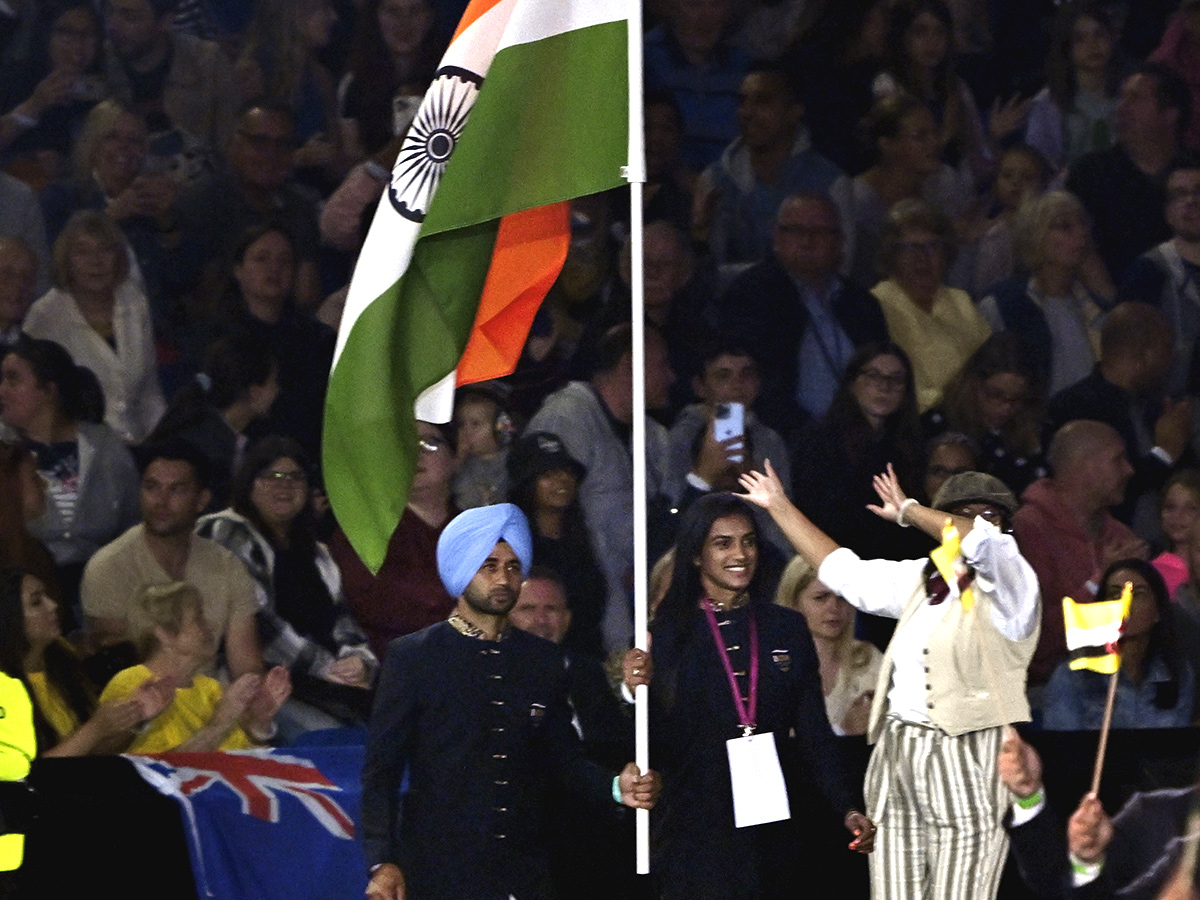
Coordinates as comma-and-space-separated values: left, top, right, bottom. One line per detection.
5, 0, 1200, 897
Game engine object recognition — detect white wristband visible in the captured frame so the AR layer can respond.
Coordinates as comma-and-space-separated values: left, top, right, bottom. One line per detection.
896, 498, 919, 527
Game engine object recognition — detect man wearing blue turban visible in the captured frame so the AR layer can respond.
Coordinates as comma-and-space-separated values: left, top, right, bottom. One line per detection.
362, 504, 660, 900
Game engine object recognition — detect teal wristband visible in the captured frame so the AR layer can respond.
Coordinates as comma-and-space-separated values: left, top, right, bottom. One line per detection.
612, 776, 622, 804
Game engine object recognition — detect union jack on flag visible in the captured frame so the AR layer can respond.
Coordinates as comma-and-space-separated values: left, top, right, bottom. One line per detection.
129, 745, 368, 900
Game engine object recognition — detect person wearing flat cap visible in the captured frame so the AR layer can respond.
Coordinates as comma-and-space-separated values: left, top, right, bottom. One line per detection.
739, 463, 1040, 900
361, 503, 661, 900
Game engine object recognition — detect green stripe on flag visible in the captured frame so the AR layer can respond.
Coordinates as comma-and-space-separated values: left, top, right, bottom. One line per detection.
323, 222, 498, 571
424, 20, 628, 235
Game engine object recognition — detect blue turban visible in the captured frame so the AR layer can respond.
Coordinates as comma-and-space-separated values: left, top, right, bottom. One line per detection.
436, 503, 533, 598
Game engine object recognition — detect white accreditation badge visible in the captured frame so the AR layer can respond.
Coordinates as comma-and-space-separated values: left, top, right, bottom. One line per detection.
725, 731, 790, 828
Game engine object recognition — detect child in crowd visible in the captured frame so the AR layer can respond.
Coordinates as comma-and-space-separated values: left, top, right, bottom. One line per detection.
451, 385, 513, 510
99, 582, 290, 753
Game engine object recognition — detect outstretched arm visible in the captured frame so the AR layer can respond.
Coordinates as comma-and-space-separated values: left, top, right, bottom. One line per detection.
867, 464, 973, 540
739, 461, 840, 568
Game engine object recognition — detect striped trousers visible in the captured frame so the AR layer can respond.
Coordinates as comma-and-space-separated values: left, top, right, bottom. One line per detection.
865, 717, 1010, 900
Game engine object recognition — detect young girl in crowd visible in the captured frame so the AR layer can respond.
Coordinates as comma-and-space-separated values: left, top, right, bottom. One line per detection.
1152, 470, 1200, 597
451, 386, 512, 510
99, 582, 290, 752
971, 144, 1052, 295
1025, 2, 1122, 171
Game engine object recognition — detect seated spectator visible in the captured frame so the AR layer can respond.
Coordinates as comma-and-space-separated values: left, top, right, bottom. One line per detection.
1013, 419, 1146, 688
329, 420, 457, 659
718, 191, 888, 439
1045, 303, 1188, 534
970, 144, 1051, 297
0, 1, 108, 189
213, 223, 335, 460
870, 198, 990, 411
1024, 2, 1120, 172
774, 554, 882, 736
924, 334, 1047, 497
506, 431, 607, 659
41, 101, 188, 376
526, 323, 674, 653
643, 0, 749, 171
0, 239, 39, 351
872, 0, 1026, 186
696, 61, 849, 266
197, 437, 375, 736
99, 581, 289, 752
451, 385, 511, 510
920, 430, 977, 504
0, 338, 139, 618
1066, 63, 1187, 283
979, 190, 1108, 396
338, 0, 438, 160
846, 93, 972, 289
145, 334, 279, 511
103, 0, 238, 164
80, 441, 262, 682
613, 91, 693, 234
792, 342, 931, 568
22, 210, 164, 443
176, 101, 323, 312
234, 0, 346, 188
1, 567, 168, 756
1152, 470, 1200, 597
1118, 153, 1200, 396
1043, 558, 1196, 730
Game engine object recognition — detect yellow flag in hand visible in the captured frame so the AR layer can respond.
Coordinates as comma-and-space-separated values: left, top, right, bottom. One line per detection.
1062, 582, 1132, 675
930, 519, 974, 612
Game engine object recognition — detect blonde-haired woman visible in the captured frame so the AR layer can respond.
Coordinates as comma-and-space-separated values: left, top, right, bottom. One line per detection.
22, 210, 164, 442
775, 554, 882, 736
978, 189, 1110, 395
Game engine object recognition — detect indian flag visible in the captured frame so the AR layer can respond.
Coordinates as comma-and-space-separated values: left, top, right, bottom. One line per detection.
324, 0, 629, 571
1063, 583, 1132, 675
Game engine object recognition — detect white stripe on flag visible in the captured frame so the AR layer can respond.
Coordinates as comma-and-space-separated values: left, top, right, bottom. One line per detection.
498, 0, 625, 51
1065, 622, 1121, 651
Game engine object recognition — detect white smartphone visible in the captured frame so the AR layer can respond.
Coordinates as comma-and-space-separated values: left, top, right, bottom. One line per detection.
713, 402, 745, 462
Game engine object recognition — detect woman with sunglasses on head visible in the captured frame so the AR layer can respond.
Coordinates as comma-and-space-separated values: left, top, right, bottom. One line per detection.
197, 435, 376, 736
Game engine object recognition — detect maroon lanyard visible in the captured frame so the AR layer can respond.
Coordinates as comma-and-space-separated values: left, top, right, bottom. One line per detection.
702, 600, 759, 736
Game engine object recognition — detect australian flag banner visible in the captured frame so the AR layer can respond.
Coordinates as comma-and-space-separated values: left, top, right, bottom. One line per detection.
128, 746, 368, 900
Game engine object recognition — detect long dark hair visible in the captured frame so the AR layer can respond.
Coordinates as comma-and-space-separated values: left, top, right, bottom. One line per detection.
883, 0, 956, 112
654, 494, 766, 633
5, 336, 102, 424
230, 435, 316, 554
824, 342, 922, 482
509, 469, 592, 558
1046, 2, 1120, 112
344, 0, 440, 154
0, 567, 95, 752
1102, 558, 1181, 711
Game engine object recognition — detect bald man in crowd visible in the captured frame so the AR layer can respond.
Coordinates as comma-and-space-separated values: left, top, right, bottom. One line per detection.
1013, 420, 1147, 689
361, 505, 658, 900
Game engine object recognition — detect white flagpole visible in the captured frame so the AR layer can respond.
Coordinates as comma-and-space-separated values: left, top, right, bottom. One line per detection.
623, 0, 650, 876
